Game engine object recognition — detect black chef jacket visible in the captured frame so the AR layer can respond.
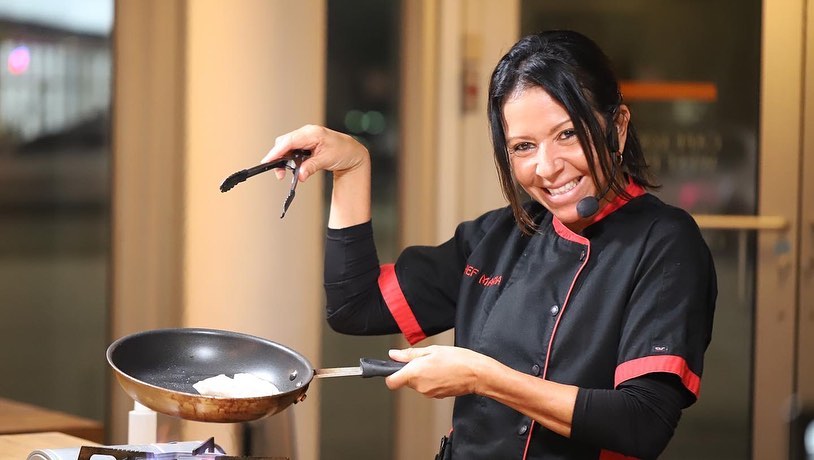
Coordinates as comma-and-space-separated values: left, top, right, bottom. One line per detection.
377, 183, 716, 459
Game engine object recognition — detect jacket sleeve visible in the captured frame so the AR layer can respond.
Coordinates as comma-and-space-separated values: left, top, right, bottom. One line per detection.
323, 209, 505, 344
615, 207, 717, 400
571, 373, 694, 459
324, 221, 398, 335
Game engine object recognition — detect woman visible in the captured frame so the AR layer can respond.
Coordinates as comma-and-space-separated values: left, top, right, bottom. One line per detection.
262, 30, 716, 460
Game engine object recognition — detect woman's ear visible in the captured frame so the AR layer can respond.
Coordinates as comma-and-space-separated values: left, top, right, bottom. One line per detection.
615, 105, 631, 153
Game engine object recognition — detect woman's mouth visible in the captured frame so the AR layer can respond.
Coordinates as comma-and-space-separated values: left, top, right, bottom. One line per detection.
546, 177, 582, 196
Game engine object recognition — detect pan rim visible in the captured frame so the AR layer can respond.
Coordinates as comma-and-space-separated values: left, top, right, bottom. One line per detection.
106, 327, 317, 401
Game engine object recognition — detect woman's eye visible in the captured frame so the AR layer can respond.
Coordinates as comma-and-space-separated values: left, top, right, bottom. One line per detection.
558, 129, 577, 142
509, 142, 535, 156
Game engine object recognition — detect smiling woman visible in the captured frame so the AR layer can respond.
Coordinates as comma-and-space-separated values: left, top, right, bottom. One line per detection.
487, 32, 657, 236
261, 29, 717, 459
502, 87, 630, 232
518, 3, 769, 458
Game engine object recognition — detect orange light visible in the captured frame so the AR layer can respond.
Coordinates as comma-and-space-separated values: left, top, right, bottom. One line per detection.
620, 81, 718, 102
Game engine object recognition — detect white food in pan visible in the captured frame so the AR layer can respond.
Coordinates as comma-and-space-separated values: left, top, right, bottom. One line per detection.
193, 373, 281, 397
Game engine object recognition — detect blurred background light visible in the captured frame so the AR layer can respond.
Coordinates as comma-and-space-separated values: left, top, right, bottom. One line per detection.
7, 45, 30, 75
344, 109, 365, 133
363, 110, 385, 135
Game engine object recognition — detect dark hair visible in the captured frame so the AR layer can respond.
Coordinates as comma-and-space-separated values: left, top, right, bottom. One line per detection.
487, 30, 658, 234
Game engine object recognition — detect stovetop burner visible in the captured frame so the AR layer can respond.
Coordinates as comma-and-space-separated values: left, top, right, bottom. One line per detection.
79, 437, 216, 460
29, 438, 288, 460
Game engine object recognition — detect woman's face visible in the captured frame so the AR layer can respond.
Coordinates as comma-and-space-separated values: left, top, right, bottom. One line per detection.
503, 86, 626, 232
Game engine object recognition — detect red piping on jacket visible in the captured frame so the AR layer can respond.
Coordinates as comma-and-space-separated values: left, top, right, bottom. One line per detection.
378, 263, 427, 345
522, 232, 590, 460
521, 182, 645, 460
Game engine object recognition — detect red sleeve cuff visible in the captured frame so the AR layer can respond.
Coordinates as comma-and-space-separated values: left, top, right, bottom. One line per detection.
599, 449, 638, 460
615, 355, 701, 398
378, 264, 427, 345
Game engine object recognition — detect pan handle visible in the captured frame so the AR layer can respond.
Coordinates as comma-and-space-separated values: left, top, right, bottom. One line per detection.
360, 358, 406, 377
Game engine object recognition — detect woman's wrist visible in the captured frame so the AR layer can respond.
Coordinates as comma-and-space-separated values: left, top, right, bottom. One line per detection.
332, 149, 371, 179
328, 154, 372, 228
471, 354, 501, 396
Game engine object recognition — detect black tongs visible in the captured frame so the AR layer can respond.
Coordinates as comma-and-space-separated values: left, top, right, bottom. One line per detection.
219, 149, 311, 218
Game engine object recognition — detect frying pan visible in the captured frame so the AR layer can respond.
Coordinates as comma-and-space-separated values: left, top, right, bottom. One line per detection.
106, 328, 404, 423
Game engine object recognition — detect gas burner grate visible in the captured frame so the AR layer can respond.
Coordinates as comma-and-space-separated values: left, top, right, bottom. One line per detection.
76, 437, 287, 460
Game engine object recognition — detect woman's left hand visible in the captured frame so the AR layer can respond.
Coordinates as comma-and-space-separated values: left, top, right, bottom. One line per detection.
385, 345, 494, 398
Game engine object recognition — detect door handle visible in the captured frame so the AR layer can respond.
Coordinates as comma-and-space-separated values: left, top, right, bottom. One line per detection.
806, 220, 814, 275
691, 213, 791, 270
691, 214, 788, 231
691, 214, 790, 305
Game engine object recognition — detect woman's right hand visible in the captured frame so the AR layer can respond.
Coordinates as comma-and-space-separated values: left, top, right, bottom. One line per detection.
261, 124, 371, 228
261, 124, 369, 182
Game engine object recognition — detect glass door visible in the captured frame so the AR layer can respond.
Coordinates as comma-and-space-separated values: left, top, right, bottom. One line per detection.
518, 1, 810, 458
0, 1, 112, 423
794, 5, 814, 460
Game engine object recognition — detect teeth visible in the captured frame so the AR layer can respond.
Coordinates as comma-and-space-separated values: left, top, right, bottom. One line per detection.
548, 178, 580, 196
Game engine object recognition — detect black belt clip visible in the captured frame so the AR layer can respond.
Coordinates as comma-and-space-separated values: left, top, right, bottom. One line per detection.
434, 432, 452, 460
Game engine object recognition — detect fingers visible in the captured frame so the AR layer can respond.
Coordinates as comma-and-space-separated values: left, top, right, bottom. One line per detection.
385, 374, 403, 390
297, 156, 322, 181
385, 363, 415, 390
262, 125, 324, 182
388, 347, 431, 363
261, 134, 291, 165
384, 346, 484, 398
260, 125, 323, 164
260, 125, 368, 184
385, 347, 434, 390
385, 348, 415, 390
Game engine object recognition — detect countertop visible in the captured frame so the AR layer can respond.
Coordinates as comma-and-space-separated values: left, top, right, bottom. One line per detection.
0, 432, 98, 460
0, 397, 103, 444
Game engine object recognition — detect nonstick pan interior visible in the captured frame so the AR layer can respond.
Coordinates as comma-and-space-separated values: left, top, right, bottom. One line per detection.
107, 328, 315, 422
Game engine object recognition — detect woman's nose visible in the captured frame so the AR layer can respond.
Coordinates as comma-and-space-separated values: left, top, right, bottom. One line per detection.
534, 145, 562, 178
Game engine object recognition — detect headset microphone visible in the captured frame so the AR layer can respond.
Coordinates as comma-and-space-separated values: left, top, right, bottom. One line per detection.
576, 179, 614, 218
577, 121, 622, 219
576, 154, 620, 217
576, 195, 600, 219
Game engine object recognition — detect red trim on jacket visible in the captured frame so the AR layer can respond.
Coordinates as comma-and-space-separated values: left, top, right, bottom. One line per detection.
526, 181, 649, 459
599, 449, 638, 459
523, 235, 593, 459
588, 182, 645, 224
553, 218, 590, 244
378, 263, 427, 345
552, 181, 646, 240
615, 355, 701, 398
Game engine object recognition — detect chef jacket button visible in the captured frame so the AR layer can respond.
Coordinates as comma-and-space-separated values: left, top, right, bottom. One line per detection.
550, 305, 560, 316
518, 424, 529, 435
531, 364, 541, 376
579, 250, 586, 261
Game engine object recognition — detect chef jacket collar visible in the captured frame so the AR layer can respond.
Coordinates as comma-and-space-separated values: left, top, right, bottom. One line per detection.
553, 179, 646, 243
